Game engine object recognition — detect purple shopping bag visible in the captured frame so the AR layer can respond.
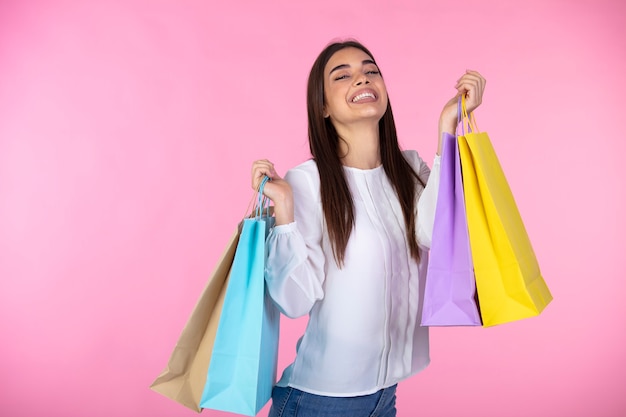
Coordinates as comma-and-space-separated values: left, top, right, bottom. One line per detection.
421, 131, 482, 326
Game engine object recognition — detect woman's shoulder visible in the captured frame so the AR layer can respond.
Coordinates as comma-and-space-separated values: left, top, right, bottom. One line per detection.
401, 149, 425, 169
285, 159, 320, 198
287, 158, 318, 175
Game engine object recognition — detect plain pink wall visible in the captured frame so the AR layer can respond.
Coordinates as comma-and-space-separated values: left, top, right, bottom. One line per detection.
1, 1, 624, 416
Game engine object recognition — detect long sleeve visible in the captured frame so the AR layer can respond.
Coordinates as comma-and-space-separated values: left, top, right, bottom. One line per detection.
264, 162, 326, 318
405, 151, 441, 249
268, 151, 436, 396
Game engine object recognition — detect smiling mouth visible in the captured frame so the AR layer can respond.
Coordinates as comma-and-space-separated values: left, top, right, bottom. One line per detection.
352, 92, 376, 102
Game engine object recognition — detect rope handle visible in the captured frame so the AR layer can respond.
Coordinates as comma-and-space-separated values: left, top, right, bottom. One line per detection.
241, 175, 272, 220
458, 94, 480, 136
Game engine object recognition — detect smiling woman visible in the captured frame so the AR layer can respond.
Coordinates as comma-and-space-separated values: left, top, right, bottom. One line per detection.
250, 39, 485, 417
0, 0, 623, 415
323, 50, 389, 132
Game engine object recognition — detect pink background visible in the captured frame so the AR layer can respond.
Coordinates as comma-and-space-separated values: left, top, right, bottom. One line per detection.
1, 1, 624, 416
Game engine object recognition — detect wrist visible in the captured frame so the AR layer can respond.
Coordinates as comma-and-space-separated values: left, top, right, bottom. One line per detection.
272, 195, 294, 226
438, 110, 457, 136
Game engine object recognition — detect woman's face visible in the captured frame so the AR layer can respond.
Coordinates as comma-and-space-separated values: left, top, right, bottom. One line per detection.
322, 47, 388, 128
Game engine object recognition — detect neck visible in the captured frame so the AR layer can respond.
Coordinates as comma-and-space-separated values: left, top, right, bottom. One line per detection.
336, 121, 381, 169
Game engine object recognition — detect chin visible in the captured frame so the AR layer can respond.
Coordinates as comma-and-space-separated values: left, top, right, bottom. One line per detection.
359, 109, 386, 120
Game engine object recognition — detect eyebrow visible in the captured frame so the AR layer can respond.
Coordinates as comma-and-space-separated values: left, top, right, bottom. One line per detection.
329, 59, 377, 76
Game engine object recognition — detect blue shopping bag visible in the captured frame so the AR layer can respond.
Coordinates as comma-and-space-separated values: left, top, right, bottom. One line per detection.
421, 97, 481, 326
200, 177, 279, 415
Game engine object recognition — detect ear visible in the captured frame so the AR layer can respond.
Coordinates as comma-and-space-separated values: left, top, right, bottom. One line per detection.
323, 105, 329, 118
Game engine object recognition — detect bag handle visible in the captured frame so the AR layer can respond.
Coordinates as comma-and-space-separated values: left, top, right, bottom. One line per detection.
242, 175, 272, 220
459, 94, 480, 135
255, 176, 271, 219
457, 96, 463, 136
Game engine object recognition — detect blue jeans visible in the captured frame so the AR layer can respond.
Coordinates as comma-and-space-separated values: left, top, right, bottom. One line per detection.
268, 385, 397, 417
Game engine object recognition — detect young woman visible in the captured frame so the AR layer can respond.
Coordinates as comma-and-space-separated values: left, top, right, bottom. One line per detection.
251, 40, 486, 417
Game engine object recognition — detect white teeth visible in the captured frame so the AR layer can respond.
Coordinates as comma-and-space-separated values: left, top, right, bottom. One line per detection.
352, 92, 375, 102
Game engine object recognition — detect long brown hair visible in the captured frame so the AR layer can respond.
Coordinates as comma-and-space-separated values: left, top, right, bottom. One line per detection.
306, 40, 426, 266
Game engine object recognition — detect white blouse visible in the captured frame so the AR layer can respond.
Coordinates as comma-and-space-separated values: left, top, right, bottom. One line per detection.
264, 150, 441, 397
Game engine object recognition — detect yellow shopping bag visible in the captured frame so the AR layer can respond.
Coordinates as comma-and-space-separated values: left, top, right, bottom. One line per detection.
458, 95, 552, 326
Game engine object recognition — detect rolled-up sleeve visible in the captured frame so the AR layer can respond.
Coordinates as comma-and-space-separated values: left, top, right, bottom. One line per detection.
265, 166, 326, 318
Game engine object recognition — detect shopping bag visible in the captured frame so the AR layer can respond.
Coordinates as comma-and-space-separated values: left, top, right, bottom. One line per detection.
421, 128, 481, 326
149, 223, 241, 412
200, 176, 280, 416
458, 95, 553, 326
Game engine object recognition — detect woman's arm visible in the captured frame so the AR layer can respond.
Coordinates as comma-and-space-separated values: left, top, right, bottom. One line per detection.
251, 161, 326, 318
407, 151, 440, 249
437, 70, 486, 155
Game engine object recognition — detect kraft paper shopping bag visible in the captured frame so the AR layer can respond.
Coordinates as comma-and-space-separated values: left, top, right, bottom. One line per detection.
150, 224, 241, 411
200, 176, 280, 416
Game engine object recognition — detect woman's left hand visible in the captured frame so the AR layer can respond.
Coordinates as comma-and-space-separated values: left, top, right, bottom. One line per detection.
454, 70, 486, 114
438, 70, 486, 149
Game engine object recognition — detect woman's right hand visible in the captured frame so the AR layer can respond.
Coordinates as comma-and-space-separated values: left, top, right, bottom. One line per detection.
251, 159, 294, 225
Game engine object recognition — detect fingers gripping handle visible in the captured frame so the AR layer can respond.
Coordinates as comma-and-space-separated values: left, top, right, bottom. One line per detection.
459, 94, 480, 135
255, 176, 271, 219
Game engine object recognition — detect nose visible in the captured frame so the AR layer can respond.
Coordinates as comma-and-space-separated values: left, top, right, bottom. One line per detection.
355, 74, 370, 86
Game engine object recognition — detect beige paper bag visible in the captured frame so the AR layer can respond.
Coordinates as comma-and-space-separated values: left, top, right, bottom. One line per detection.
150, 223, 241, 412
